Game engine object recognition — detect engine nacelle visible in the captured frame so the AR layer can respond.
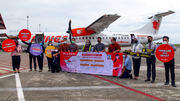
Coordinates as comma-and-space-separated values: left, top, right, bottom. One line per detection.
71, 28, 96, 37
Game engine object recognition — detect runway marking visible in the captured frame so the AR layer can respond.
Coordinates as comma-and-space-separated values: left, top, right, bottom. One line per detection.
91, 74, 165, 101
15, 73, 25, 101
0, 82, 180, 91
0, 74, 14, 79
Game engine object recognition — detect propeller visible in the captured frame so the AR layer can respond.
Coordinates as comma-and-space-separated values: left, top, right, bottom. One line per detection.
66, 19, 72, 43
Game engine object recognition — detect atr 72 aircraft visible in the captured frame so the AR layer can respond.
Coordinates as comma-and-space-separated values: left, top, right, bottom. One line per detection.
0, 10, 175, 48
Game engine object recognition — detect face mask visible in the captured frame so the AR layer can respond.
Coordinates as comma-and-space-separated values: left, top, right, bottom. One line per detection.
123, 55, 125, 58
32, 41, 35, 44
55, 49, 58, 52
64, 41, 67, 44
97, 40, 100, 43
134, 40, 138, 43
86, 43, 89, 46
148, 39, 151, 43
111, 42, 113, 44
40, 43, 43, 45
58, 43, 61, 45
71, 41, 75, 44
163, 41, 168, 44
49, 44, 52, 46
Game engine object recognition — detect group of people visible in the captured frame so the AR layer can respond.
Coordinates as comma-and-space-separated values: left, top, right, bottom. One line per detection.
120, 36, 177, 87
11, 35, 177, 87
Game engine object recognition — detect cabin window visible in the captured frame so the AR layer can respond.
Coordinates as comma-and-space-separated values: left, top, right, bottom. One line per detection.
121, 37, 123, 39
86, 37, 88, 39
118, 37, 120, 39
127, 37, 129, 39
109, 37, 111, 39
79, 37, 81, 39
106, 37, 108, 39
124, 37, 126, 39
82, 37, 84, 39
92, 37, 94, 39
89, 37, 91, 39
102, 37, 104, 39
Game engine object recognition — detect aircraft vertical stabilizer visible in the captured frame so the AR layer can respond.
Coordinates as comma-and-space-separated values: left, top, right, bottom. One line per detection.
131, 10, 175, 35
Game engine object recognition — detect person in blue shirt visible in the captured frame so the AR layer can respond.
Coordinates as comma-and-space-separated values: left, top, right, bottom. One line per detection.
37, 41, 45, 72
119, 51, 133, 79
51, 46, 60, 73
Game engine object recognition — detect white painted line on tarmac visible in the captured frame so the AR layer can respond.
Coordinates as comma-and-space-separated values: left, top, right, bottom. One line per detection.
0, 74, 14, 79
0, 82, 180, 92
15, 73, 25, 101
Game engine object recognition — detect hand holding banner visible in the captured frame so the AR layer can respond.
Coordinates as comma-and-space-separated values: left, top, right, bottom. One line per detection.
2, 39, 16, 52
155, 44, 174, 62
125, 50, 150, 57
30, 44, 43, 56
60, 52, 123, 76
19, 29, 31, 41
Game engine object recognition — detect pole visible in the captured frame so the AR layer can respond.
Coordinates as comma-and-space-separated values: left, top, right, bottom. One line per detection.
39, 24, 41, 33
27, 16, 29, 29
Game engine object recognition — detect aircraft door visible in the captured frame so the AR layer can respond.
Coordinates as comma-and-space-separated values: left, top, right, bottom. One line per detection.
130, 34, 135, 44
35, 33, 44, 43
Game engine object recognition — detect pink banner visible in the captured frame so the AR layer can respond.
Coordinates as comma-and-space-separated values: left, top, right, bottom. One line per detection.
60, 52, 123, 76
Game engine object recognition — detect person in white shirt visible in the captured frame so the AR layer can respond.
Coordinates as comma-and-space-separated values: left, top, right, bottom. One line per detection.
129, 37, 143, 80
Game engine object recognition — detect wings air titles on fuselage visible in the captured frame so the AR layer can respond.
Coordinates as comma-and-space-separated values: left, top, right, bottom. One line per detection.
30, 35, 68, 43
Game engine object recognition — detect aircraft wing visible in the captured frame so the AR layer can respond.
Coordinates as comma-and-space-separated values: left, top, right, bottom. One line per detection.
0, 13, 6, 29
85, 14, 120, 34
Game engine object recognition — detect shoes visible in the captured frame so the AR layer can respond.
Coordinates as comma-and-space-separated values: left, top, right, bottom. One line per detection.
29, 69, 32, 72
129, 74, 133, 79
39, 70, 42, 72
151, 80, 155, 83
17, 70, 20, 73
144, 79, 150, 82
164, 81, 169, 85
14, 71, 16, 73
134, 78, 138, 80
172, 83, 177, 87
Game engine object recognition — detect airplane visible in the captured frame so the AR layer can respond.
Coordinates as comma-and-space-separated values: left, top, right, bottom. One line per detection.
0, 10, 175, 50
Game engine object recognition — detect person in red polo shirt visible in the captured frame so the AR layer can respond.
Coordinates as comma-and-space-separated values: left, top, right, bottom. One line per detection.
108, 37, 121, 53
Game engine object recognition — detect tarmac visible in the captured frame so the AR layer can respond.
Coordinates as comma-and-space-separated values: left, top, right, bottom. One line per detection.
0, 47, 180, 101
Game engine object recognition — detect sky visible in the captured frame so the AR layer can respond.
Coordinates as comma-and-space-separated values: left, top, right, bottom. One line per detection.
0, 0, 180, 43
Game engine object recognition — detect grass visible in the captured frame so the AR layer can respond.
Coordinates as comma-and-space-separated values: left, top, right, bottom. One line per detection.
174, 44, 180, 46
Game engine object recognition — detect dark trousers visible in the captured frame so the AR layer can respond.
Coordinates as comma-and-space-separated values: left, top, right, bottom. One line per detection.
164, 59, 175, 83
12, 56, 21, 71
146, 55, 156, 80
29, 53, 37, 69
47, 57, 52, 70
52, 62, 60, 73
132, 57, 141, 77
121, 69, 131, 78
37, 54, 44, 70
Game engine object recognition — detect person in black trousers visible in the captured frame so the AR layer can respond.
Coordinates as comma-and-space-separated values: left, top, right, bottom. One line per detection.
37, 41, 45, 72
46, 41, 53, 72
22, 39, 37, 71
145, 36, 157, 83
129, 38, 144, 80
51, 46, 60, 73
11, 40, 22, 73
163, 36, 177, 87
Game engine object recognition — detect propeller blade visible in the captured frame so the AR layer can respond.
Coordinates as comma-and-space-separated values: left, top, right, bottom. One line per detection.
66, 19, 72, 42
